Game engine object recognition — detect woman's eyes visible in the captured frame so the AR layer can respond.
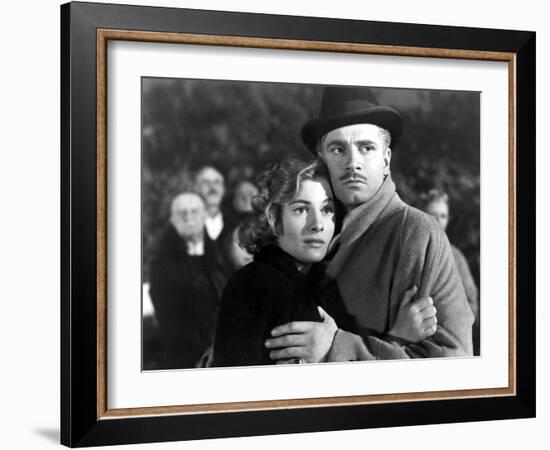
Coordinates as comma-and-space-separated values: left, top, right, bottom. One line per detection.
291, 205, 334, 215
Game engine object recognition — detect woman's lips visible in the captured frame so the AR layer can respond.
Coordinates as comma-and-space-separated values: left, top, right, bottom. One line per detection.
303, 239, 325, 248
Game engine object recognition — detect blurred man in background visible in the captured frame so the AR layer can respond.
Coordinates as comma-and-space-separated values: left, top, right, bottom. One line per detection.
149, 192, 227, 369
422, 189, 480, 355
195, 166, 226, 241
231, 180, 258, 213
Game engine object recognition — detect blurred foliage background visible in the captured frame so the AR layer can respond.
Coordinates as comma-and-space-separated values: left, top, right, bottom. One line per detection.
142, 78, 480, 286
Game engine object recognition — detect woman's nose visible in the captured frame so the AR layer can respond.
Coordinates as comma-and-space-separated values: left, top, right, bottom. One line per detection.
309, 211, 324, 232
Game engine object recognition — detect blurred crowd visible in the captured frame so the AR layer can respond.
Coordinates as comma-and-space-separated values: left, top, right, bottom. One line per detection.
143, 164, 258, 369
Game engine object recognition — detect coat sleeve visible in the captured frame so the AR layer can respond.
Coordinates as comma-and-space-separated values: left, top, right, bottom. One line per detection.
211, 273, 271, 367
453, 246, 479, 323
326, 210, 474, 361
149, 253, 185, 326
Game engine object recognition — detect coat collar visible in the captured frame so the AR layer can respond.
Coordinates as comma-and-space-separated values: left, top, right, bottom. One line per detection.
254, 244, 310, 285
326, 175, 405, 280
161, 224, 216, 258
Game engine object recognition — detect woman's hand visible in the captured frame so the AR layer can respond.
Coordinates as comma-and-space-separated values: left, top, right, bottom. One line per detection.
265, 306, 338, 364
388, 285, 437, 343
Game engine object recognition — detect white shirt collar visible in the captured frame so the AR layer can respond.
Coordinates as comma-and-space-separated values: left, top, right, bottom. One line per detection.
205, 212, 224, 240
186, 239, 205, 256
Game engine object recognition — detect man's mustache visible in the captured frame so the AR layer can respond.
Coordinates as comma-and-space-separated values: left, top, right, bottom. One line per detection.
339, 173, 368, 183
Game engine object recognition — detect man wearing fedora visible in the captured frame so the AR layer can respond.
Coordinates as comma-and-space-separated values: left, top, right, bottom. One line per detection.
265, 86, 474, 362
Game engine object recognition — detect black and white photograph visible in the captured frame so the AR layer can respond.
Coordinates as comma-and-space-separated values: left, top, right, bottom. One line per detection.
141, 78, 481, 371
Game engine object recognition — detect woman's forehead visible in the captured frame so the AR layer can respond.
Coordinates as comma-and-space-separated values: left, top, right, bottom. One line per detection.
294, 178, 333, 201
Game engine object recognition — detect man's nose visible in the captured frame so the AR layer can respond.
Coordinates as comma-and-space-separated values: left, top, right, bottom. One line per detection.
345, 147, 363, 171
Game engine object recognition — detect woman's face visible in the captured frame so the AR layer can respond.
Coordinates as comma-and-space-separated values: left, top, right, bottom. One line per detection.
277, 178, 336, 264
232, 181, 258, 212
425, 199, 449, 231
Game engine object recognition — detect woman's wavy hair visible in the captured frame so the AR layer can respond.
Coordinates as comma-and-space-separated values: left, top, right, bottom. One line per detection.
239, 158, 330, 254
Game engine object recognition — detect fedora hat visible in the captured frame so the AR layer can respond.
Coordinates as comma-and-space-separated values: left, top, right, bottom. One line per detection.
301, 85, 403, 153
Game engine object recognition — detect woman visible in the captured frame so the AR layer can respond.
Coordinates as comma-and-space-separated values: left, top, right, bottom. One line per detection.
231, 180, 259, 213
212, 159, 434, 367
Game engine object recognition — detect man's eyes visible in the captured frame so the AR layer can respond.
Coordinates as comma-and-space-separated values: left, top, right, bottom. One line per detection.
327, 144, 375, 154
200, 179, 223, 185
328, 146, 344, 154
359, 144, 375, 152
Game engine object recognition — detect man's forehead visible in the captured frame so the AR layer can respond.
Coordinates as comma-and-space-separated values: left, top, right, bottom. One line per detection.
172, 193, 204, 210
237, 181, 257, 192
197, 166, 223, 181
324, 123, 385, 142
295, 178, 333, 201
427, 199, 449, 211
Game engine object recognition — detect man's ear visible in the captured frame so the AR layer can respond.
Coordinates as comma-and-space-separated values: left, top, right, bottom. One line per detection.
383, 148, 392, 175
317, 150, 325, 162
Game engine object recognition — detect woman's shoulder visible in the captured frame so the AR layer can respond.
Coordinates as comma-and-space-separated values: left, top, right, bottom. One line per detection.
224, 259, 287, 291
220, 260, 291, 315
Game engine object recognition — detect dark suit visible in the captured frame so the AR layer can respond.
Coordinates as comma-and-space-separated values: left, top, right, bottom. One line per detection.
149, 225, 227, 369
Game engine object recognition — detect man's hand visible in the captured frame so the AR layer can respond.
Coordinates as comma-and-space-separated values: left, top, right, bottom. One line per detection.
265, 307, 338, 364
388, 285, 437, 343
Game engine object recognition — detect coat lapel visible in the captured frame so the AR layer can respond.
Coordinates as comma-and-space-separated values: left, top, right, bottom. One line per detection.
326, 175, 404, 280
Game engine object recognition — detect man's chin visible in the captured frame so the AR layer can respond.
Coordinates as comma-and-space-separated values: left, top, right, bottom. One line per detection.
342, 193, 369, 209
206, 197, 222, 207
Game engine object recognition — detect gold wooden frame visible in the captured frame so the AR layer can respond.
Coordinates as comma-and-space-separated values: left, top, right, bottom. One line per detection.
96, 29, 517, 420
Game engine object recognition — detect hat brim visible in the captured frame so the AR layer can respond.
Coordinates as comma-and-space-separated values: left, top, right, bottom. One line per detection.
301, 107, 403, 153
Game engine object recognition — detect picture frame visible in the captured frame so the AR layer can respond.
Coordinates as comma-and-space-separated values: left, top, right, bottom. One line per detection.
60, 1, 535, 447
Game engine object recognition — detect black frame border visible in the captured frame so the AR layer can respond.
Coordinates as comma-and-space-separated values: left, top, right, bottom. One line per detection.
61, 2, 535, 447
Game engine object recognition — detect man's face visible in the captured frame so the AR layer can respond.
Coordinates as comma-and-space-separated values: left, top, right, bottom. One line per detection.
319, 124, 391, 209
195, 167, 225, 208
170, 193, 206, 240
425, 200, 449, 231
233, 181, 258, 212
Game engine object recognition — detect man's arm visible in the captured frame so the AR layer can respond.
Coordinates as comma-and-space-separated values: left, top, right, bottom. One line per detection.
267, 287, 437, 362
327, 217, 474, 361
453, 246, 479, 322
